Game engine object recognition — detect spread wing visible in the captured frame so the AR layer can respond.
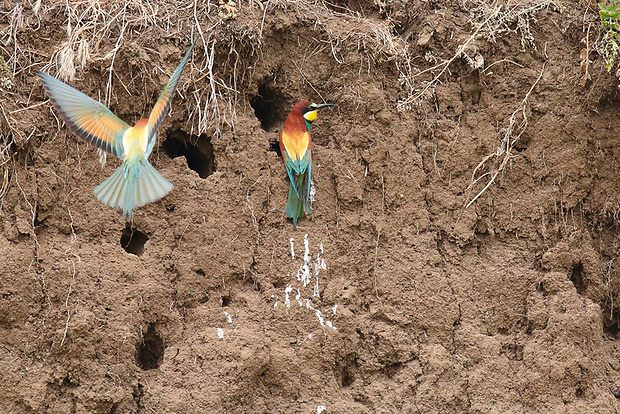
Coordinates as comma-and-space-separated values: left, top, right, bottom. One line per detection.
146, 38, 196, 150
38, 71, 128, 158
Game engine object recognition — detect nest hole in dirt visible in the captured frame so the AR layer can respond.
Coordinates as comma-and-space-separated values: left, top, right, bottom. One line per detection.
120, 224, 148, 256
570, 262, 586, 296
268, 140, 282, 157
250, 80, 290, 132
136, 324, 165, 371
162, 129, 216, 179
336, 354, 359, 388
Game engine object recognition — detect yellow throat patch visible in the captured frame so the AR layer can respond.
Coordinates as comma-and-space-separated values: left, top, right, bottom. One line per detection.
303, 110, 317, 122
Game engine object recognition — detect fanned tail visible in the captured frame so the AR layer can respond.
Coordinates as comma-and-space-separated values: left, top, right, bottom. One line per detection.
93, 160, 173, 220
285, 172, 311, 230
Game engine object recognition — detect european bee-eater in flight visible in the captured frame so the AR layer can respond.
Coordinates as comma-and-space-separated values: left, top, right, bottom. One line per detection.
38, 39, 196, 220
279, 101, 334, 230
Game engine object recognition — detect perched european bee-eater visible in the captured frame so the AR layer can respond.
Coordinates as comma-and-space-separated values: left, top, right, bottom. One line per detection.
38, 39, 196, 220
279, 101, 334, 230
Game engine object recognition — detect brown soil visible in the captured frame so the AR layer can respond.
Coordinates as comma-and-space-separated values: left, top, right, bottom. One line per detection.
2, 0, 620, 412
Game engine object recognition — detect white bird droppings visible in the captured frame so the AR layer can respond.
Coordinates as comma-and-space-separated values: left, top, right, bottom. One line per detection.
281, 235, 337, 330
284, 285, 293, 308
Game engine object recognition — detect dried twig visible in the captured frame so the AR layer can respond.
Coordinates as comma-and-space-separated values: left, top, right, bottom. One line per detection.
580, 23, 592, 87
60, 259, 78, 347
463, 63, 546, 210
397, 5, 502, 110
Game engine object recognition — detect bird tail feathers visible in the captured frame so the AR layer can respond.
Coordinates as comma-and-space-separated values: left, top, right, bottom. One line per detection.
285, 178, 311, 230
93, 160, 173, 220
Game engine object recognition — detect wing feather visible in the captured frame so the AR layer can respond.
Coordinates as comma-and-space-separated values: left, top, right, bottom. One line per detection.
38, 71, 128, 158
146, 38, 196, 152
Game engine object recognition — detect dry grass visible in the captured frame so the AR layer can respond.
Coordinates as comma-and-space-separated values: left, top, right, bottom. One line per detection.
4, 0, 558, 205
398, 0, 556, 110
397, 5, 503, 111
191, 35, 238, 137
0, 134, 11, 207
0, 104, 23, 213
186, 0, 411, 137
31, 1, 163, 81
294, 0, 408, 68
469, 0, 557, 51
3, 0, 410, 140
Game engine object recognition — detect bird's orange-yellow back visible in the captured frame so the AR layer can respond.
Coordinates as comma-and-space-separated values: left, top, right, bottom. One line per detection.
122, 118, 149, 159
280, 129, 310, 163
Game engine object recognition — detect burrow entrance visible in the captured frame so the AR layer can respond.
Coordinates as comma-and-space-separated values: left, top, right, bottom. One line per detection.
250, 80, 290, 132
136, 324, 165, 370
162, 130, 216, 179
120, 224, 148, 256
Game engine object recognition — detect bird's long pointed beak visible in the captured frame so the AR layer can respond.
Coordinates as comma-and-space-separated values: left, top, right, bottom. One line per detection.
316, 103, 335, 110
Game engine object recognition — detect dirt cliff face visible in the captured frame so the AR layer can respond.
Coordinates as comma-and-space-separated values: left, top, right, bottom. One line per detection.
2, 0, 620, 412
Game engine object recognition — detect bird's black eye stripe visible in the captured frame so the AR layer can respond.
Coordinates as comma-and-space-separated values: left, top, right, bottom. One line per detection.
301, 104, 317, 115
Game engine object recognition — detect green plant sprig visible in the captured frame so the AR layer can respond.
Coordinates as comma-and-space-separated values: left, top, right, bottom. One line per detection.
599, 0, 620, 71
